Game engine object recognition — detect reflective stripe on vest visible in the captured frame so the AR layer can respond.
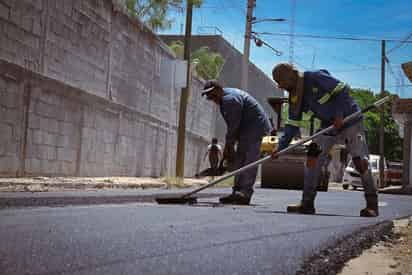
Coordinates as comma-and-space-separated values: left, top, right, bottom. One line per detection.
317, 82, 346, 104
285, 118, 304, 128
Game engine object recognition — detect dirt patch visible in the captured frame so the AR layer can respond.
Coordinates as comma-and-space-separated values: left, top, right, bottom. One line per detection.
339, 217, 412, 275
0, 177, 209, 192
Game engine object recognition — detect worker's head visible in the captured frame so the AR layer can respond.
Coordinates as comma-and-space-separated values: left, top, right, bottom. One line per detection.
212, 137, 218, 144
202, 80, 224, 105
272, 62, 304, 114
272, 63, 299, 92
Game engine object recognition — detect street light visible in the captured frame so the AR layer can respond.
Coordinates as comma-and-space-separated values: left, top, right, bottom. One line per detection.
251, 33, 282, 56
241, 11, 287, 90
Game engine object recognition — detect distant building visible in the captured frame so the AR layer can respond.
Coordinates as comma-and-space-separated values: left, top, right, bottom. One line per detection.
393, 98, 412, 189
160, 35, 283, 140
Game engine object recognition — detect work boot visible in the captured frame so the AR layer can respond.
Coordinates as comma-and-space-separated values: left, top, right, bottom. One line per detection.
360, 195, 379, 217
287, 200, 316, 214
219, 191, 251, 205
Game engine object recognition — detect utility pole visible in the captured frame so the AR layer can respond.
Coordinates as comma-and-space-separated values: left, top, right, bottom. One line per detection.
175, 0, 193, 179
379, 40, 385, 187
241, 0, 255, 90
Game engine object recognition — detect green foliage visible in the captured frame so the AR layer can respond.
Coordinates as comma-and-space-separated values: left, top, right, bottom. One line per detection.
191, 47, 224, 80
168, 40, 184, 58
126, 0, 202, 31
350, 89, 402, 161
168, 41, 224, 80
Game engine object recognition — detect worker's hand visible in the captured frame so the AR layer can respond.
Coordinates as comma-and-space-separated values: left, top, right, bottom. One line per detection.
223, 144, 235, 161
333, 116, 344, 130
306, 157, 318, 168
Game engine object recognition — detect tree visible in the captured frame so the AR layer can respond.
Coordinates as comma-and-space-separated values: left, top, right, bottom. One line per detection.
126, 0, 202, 31
168, 41, 225, 80
191, 46, 224, 80
350, 89, 403, 161
168, 40, 184, 59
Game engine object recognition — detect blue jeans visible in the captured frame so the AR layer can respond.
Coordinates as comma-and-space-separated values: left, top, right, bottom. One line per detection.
232, 137, 263, 197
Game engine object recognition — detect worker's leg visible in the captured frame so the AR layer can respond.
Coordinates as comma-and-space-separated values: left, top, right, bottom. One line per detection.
209, 154, 219, 176
288, 134, 336, 214
220, 138, 262, 205
345, 122, 378, 217
233, 138, 262, 198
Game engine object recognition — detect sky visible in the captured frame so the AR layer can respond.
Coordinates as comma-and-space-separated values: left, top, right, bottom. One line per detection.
160, 0, 412, 98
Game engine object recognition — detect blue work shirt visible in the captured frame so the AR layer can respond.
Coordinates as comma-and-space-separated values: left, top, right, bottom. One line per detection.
220, 88, 271, 146
278, 70, 361, 150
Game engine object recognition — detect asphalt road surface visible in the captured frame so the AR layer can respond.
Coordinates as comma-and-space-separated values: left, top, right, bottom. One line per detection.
1, 188, 411, 275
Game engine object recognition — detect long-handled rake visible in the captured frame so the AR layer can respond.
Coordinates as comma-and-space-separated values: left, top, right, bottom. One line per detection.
155, 96, 391, 204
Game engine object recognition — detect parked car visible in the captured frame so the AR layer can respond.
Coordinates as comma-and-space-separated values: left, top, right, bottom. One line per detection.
342, 154, 388, 190
387, 161, 403, 185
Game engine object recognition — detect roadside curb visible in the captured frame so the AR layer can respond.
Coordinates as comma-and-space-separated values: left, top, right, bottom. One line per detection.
0, 177, 209, 192
380, 186, 412, 196
0, 192, 225, 209
296, 220, 394, 275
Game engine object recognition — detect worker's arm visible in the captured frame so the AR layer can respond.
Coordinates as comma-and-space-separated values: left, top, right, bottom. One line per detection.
278, 124, 300, 151
278, 101, 303, 151
221, 98, 243, 147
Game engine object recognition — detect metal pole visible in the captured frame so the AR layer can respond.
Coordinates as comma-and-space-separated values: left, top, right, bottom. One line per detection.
175, 0, 193, 178
379, 40, 386, 187
241, 0, 255, 90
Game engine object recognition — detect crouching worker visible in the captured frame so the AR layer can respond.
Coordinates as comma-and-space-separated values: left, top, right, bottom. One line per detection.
202, 81, 271, 205
205, 138, 223, 174
271, 63, 378, 217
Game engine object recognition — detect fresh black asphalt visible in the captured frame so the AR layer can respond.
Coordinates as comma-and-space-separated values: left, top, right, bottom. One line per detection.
0, 188, 411, 275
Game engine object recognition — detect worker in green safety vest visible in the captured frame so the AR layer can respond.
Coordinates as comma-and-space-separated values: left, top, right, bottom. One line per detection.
271, 62, 378, 217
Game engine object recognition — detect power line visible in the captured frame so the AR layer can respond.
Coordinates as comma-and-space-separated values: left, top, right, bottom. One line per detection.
386, 57, 400, 83
255, 32, 412, 43
387, 31, 412, 54
291, 38, 376, 71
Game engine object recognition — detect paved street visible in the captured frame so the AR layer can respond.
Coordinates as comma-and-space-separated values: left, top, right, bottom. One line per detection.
0, 188, 411, 275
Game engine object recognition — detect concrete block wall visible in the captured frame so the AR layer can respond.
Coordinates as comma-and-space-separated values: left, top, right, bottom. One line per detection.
0, 74, 24, 176
0, 61, 211, 177
0, 0, 215, 177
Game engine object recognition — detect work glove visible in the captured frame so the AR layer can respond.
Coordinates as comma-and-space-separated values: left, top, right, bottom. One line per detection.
306, 143, 322, 168
333, 116, 344, 130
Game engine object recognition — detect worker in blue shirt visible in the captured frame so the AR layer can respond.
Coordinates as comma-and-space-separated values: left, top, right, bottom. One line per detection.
202, 81, 272, 205
271, 63, 378, 217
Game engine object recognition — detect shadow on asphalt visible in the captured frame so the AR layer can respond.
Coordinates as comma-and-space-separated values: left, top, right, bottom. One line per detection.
254, 210, 362, 218
187, 202, 259, 208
